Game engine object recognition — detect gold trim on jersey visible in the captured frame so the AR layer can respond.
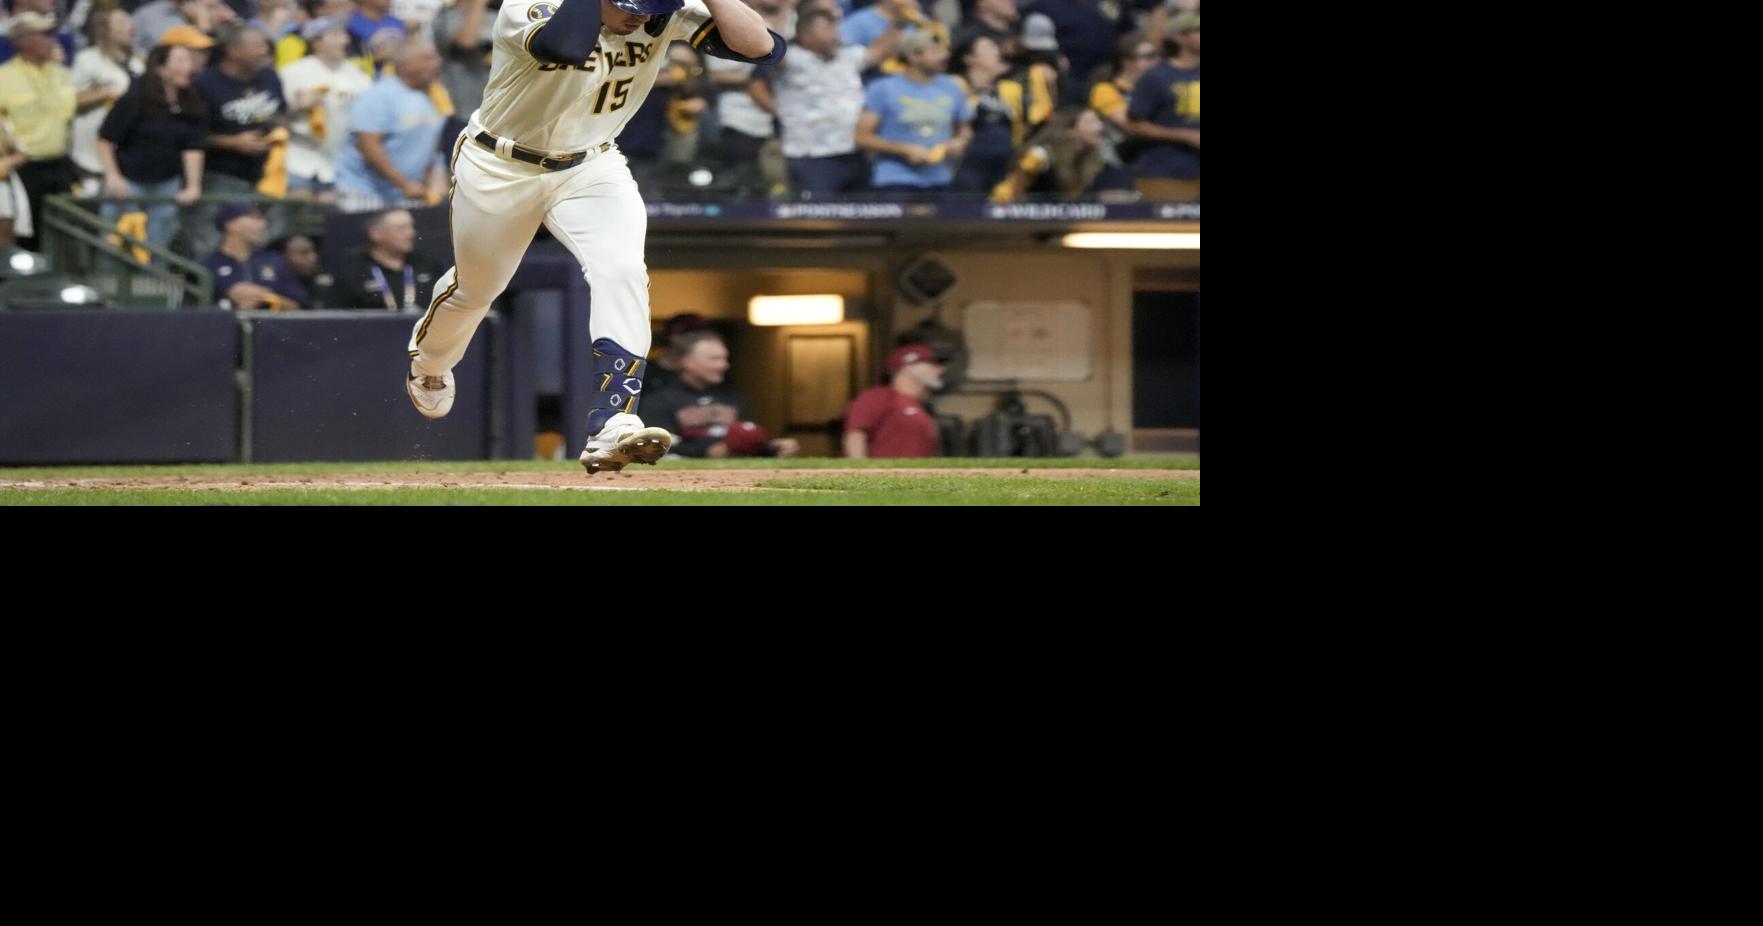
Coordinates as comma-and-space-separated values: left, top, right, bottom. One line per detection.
524, 22, 547, 54
689, 20, 715, 49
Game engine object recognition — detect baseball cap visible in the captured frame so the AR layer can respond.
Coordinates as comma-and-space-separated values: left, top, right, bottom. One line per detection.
301, 16, 347, 41
366, 24, 407, 53
887, 343, 941, 374
8, 11, 58, 37
664, 312, 711, 340
724, 420, 771, 456
610, 0, 685, 14
1171, 12, 1200, 33
1021, 13, 1058, 52
159, 24, 217, 49
215, 202, 264, 232
898, 28, 942, 57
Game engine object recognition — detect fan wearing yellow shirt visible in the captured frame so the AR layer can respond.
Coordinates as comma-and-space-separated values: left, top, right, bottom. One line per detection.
1088, 35, 1158, 169
0, 12, 77, 251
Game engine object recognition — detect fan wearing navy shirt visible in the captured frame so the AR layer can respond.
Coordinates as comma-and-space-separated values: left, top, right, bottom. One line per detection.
200, 202, 308, 309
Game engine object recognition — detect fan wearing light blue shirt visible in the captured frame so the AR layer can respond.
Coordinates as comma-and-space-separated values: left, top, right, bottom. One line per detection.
333, 41, 447, 211
854, 29, 971, 191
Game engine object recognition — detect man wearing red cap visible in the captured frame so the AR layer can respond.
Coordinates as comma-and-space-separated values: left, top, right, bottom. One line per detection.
843, 343, 944, 458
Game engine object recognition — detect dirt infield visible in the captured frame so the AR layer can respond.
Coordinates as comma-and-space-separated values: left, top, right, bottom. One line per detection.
1, 467, 1197, 494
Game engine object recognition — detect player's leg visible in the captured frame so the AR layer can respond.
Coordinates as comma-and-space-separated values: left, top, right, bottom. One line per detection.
405, 139, 546, 418
542, 152, 671, 472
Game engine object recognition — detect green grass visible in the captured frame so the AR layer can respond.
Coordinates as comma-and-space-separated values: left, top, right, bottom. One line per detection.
0, 480, 1195, 506
0, 457, 1198, 505
759, 475, 1199, 506
0, 455, 1197, 481
0, 476, 1197, 506
0, 488, 861, 506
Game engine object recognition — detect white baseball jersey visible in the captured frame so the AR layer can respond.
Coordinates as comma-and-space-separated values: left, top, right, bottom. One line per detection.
473, 0, 717, 155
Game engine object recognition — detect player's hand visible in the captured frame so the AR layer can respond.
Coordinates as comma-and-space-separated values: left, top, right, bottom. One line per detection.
103, 173, 132, 199
769, 438, 801, 458
174, 185, 202, 206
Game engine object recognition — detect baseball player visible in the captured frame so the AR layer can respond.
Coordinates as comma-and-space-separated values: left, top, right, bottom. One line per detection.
403, 0, 784, 474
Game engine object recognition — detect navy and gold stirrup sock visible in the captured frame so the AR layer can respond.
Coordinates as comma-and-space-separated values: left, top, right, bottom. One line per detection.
585, 338, 646, 436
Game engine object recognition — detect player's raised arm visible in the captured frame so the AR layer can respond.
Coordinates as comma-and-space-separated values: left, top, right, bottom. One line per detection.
689, 0, 785, 64
527, 0, 603, 65
700, 0, 774, 58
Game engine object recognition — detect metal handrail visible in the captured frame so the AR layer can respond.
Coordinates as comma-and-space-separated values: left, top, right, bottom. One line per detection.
41, 193, 214, 308
41, 194, 334, 308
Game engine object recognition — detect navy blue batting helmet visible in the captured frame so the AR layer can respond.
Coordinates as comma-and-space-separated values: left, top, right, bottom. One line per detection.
609, 0, 684, 14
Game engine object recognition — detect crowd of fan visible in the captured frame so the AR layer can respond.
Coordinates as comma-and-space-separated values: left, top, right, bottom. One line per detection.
0, 0, 1198, 307
719, 0, 1201, 202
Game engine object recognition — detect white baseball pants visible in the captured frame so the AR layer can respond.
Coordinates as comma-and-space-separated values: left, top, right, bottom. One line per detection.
408, 133, 653, 375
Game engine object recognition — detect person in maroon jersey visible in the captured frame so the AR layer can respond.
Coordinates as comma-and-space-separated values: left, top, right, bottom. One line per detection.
842, 342, 945, 458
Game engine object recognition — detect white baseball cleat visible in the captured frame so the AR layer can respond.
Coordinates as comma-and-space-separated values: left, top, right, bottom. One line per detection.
580, 412, 672, 475
407, 370, 455, 419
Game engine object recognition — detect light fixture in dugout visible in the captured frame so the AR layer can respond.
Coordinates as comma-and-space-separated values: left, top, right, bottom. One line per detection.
749, 294, 845, 326
1059, 233, 1201, 249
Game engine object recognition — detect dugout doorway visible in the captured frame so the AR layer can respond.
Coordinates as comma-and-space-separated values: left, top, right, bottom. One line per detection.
649, 267, 874, 458
1131, 268, 1200, 454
